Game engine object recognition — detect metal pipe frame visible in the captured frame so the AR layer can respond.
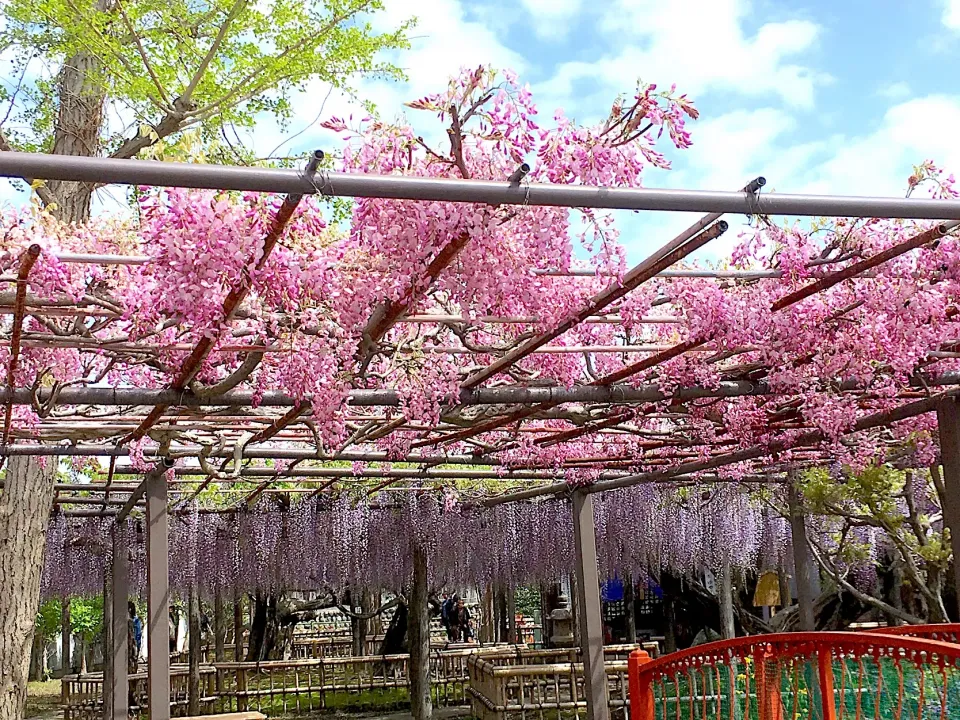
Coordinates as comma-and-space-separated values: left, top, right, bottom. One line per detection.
4, 151, 960, 219
0, 371, 957, 412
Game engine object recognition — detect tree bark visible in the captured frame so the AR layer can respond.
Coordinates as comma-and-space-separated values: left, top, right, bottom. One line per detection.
48, 48, 107, 224
409, 545, 432, 720
0, 455, 58, 718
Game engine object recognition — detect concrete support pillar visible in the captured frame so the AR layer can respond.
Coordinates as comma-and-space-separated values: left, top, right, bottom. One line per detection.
572, 491, 609, 720
146, 469, 170, 720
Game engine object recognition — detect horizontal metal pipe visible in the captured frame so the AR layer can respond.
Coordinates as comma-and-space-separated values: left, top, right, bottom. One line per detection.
0, 444, 502, 463
2, 372, 958, 410
4, 151, 960, 219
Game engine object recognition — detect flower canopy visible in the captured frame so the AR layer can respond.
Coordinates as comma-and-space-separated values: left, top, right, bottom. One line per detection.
4, 67, 960, 591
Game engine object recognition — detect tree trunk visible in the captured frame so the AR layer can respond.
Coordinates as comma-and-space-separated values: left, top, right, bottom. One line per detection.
246, 593, 279, 661
48, 47, 107, 224
0, 456, 58, 718
188, 587, 200, 715
408, 545, 432, 720
28, 633, 45, 682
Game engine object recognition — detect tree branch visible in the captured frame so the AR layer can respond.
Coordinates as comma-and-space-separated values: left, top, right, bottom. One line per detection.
180, 0, 248, 104
807, 533, 923, 624
114, 0, 174, 108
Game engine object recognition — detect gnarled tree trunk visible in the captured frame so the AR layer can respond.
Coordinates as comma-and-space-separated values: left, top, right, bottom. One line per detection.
0, 455, 58, 718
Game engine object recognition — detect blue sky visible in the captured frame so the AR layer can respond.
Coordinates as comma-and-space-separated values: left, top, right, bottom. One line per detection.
6, 0, 960, 264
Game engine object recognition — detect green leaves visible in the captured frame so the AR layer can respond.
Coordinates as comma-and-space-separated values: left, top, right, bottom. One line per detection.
1, 0, 410, 160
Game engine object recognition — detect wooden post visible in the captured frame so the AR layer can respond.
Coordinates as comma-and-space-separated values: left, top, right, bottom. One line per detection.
111, 527, 129, 720
213, 589, 226, 663
103, 554, 114, 720
408, 544, 432, 720
623, 575, 636, 644
938, 398, 960, 617
188, 585, 201, 715
233, 594, 244, 662
61, 598, 71, 676
146, 468, 170, 720
787, 478, 818, 631
506, 585, 517, 644
719, 559, 736, 639
572, 490, 609, 720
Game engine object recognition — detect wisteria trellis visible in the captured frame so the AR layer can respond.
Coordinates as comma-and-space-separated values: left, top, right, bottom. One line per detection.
2, 65, 959, 596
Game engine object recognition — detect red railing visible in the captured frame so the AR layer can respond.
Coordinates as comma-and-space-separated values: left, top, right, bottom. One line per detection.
864, 623, 960, 645
628, 632, 960, 720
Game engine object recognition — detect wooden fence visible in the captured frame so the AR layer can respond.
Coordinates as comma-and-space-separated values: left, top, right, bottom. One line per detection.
467, 644, 658, 720
62, 643, 653, 719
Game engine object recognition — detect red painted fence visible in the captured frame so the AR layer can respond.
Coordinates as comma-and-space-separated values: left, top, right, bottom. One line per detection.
629, 631, 960, 720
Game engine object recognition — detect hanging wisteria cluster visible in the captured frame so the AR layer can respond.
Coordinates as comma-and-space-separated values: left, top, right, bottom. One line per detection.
41, 483, 803, 598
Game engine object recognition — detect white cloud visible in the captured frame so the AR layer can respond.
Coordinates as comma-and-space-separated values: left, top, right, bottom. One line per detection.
796, 95, 960, 197
538, 0, 826, 119
943, 0, 960, 29
519, 0, 583, 39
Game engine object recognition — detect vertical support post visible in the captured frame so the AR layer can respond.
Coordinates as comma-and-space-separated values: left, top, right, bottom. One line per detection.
188, 585, 201, 715
817, 648, 837, 720
111, 527, 129, 720
623, 575, 636, 644
233, 594, 243, 662
787, 478, 818, 631
408, 544, 432, 720
937, 397, 960, 617
627, 649, 654, 720
61, 598, 71, 677
572, 490, 609, 720
103, 555, 114, 720
213, 589, 226, 664
506, 585, 517, 644
145, 468, 170, 720
719, 559, 736, 639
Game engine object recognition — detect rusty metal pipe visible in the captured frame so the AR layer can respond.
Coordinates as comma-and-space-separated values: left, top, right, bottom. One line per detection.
1, 244, 41, 449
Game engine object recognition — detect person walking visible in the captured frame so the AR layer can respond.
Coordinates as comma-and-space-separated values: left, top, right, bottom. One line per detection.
441, 594, 457, 641
453, 597, 473, 643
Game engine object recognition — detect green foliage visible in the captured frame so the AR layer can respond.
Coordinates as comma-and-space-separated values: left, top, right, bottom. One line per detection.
514, 586, 540, 618
35, 598, 62, 642
69, 596, 103, 641
1, 0, 411, 161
